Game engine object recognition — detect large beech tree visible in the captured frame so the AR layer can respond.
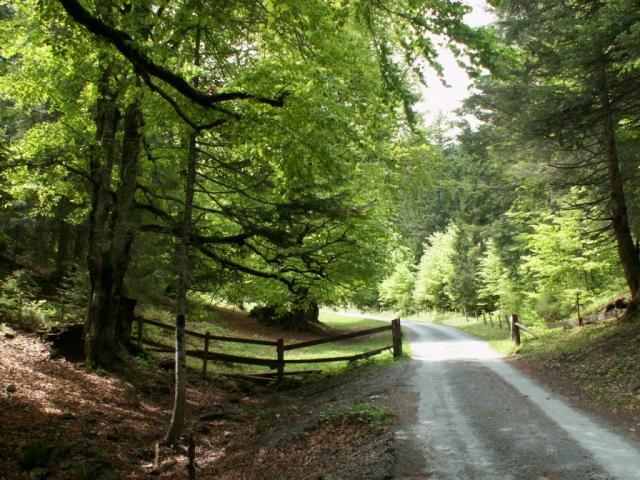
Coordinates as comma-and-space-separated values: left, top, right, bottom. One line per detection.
1, 0, 493, 370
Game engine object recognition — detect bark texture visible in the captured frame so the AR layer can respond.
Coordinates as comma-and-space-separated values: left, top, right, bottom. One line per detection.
599, 63, 640, 320
164, 131, 197, 445
602, 84, 640, 297
84, 65, 143, 368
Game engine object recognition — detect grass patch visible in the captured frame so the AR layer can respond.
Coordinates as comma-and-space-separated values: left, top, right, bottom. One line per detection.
319, 311, 390, 330
320, 401, 393, 433
517, 320, 640, 411
519, 321, 618, 357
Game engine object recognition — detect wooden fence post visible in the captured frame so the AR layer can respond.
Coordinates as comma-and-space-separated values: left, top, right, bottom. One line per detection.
482, 311, 487, 326
576, 292, 583, 327
202, 331, 210, 378
277, 338, 285, 383
463, 307, 468, 322
137, 317, 144, 349
488, 311, 494, 327
474, 310, 478, 323
392, 318, 402, 359
510, 314, 521, 346
17, 294, 22, 323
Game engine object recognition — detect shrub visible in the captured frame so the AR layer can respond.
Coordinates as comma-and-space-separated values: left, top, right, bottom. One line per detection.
0, 269, 47, 330
321, 401, 393, 433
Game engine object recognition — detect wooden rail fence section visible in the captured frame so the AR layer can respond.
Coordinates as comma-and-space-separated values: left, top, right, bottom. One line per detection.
461, 309, 539, 346
509, 314, 539, 346
136, 317, 403, 383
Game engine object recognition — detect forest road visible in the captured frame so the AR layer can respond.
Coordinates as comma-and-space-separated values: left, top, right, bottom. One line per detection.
392, 322, 640, 480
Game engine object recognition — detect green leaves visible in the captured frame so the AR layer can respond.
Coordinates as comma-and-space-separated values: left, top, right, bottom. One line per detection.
413, 222, 458, 310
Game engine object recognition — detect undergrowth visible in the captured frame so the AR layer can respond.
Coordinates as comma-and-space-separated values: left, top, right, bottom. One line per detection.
320, 401, 393, 433
518, 320, 640, 411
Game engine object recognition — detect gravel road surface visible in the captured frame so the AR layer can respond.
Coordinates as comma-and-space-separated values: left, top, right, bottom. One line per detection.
393, 321, 640, 480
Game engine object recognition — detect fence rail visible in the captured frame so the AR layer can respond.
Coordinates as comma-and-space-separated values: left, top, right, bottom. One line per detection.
461, 309, 539, 345
508, 314, 540, 345
283, 324, 393, 351
135, 317, 402, 382
139, 317, 278, 346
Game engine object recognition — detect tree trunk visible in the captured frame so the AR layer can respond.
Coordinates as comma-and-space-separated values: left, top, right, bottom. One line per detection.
84, 67, 144, 368
292, 287, 320, 325
164, 130, 197, 445
600, 64, 640, 320
53, 198, 71, 283
164, 24, 202, 443
165, 313, 187, 445
84, 68, 120, 368
112, 101, 143, 345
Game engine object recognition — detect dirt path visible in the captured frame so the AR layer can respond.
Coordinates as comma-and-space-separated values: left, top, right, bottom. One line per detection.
393, 321, 640, 479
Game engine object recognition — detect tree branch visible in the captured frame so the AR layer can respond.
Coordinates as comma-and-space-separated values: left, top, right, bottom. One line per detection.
58, 0, 287, 108
196, 245, 294, 289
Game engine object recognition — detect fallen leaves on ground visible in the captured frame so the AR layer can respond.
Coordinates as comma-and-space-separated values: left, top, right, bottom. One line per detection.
0, 328, 397, 479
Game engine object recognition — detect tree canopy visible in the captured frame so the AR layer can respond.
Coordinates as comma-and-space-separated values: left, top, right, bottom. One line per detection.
2, 0, 640, 370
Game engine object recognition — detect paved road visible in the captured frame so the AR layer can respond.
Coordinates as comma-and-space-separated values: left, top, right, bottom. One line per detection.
394, 321, 640, 480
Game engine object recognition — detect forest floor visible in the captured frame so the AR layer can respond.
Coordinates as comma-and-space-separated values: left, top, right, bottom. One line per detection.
3, 307, 639, 479
0, 308, 410, 480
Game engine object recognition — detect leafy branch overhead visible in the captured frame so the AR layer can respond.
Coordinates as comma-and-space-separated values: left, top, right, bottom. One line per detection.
57, 0, 288, 110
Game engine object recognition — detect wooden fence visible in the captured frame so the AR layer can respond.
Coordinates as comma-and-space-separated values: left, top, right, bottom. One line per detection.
135, 317, 403, 383
461, 309, 538, 345
508, 314, 539, 346
464, 309, 509, 330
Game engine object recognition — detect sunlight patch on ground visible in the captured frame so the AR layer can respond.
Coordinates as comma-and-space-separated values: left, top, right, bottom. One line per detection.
410, 337, 503, 362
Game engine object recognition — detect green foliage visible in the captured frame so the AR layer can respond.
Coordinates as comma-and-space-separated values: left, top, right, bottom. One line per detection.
468, 0, 640, 307
449, 224, 482, 311
413, 222, 458, 310
9, 0, 635, 352
367, 0, 640, 327
477, 240, 511, 311
18, 442, 50, 469
520, 201, 623, 321
55, 264, 89, 322
0, 266, 89, 330
320, 401, 393, 433
0, 0, 503, 351
0, 269, 47, 330
387, 132, 449, 257
0, 231, 9, 251
378, 250, 415, 315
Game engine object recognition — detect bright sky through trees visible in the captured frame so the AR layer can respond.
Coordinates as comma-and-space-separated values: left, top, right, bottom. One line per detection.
417, 0, 495, 124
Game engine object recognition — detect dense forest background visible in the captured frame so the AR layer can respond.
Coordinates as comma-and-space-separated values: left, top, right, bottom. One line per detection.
1, 0, 639, 368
